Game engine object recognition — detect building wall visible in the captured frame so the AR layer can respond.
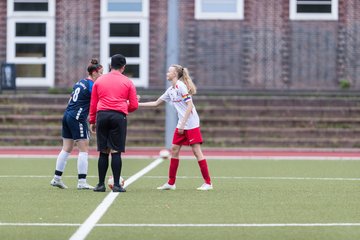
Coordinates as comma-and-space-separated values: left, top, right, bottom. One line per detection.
3, 0, 360, 91
176, 0, 288, 90
178, 0, 288, 91
179, 0, 247, 91
55, 0, 101, 88
148, 0, 168, 89
289, 22, 338, 90
241, 0, 287, 90
0, 1, 7, 64
341, 0, 360, 89
175, 0, 360, 91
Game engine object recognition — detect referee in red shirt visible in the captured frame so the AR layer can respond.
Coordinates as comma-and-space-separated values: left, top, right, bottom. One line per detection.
89, 54, 138, 192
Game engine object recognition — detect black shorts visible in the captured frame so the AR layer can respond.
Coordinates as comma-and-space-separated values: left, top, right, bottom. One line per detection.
96, 110, 127, 152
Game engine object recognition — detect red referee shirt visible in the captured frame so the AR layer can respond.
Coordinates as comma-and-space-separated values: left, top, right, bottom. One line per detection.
89, 70, 138, 124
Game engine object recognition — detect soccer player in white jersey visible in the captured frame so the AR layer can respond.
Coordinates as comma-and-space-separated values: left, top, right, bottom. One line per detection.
138, 64, 213, 191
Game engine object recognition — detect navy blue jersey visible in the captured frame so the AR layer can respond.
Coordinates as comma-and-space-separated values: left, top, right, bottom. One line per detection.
65, 79, 94, 122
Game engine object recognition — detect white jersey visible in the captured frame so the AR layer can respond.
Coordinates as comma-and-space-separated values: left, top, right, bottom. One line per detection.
160, 80, 200, 129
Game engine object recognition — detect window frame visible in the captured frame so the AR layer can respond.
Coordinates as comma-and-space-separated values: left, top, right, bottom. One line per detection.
100, 0, 149, 88
7, 0, 55, 87
195, 0, 244, 20
290, 0, 338, 21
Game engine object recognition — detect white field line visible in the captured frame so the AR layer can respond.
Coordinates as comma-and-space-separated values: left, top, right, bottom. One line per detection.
145, 176, 360, 181
1, 175, 360, 182
68, 157, 164, 240
0, 154, 360, 160
0, 223, 80, 226
0, 155, 153, 159
97, 223, 360, 227
1, 222, 360, 227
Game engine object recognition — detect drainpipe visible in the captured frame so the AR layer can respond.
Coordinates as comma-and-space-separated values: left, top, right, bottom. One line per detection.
165, 0, 179, 149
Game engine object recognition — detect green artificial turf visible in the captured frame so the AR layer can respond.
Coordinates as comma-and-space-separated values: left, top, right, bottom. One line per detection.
1, 157, 360, 240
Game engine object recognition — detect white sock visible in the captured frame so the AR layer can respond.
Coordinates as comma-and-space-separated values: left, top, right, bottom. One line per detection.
54, 175, 61, 181
78, 178, 86, 183
77, 152, 88, 176
55, 150, 70, 178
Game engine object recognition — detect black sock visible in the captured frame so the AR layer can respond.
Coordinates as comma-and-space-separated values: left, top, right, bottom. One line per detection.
78, 174, 86, 180
111, 152, 122, 187
98, 152, 109, 185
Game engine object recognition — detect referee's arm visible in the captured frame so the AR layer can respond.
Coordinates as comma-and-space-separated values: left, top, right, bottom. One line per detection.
127, 84, 139, 113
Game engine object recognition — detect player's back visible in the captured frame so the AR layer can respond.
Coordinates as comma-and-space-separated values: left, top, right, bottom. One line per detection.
65, 79, 94, 121
93, 71, 136, 114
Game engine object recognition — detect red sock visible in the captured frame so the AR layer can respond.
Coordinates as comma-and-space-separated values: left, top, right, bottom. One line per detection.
168, 158, 179, 185
198, 159, 211, 184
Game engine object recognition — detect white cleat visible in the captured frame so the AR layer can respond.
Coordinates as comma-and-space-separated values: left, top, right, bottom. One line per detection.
156, 182, 176, 190
197, 183, 213, 191
50, 178, 68, 189
77, 182, 94, 190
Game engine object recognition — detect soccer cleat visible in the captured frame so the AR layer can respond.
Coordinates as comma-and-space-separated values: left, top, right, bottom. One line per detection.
197, 183, 213, 191
112, 185, 126, 192
50, 178, 68, 189
156, 182, 176, 190
77, 182, 94, 190
93, 183, 106, 192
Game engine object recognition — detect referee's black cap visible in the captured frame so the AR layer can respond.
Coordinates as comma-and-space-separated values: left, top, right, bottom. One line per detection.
111, 54, 126, 69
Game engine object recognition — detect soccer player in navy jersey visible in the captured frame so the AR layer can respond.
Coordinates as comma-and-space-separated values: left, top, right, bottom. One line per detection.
50, 59, 103, 190
138, 64, 213, 191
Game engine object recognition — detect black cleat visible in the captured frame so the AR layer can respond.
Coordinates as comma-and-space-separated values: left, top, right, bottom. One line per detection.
93, 183, 106, 192
112, 185, 126, 192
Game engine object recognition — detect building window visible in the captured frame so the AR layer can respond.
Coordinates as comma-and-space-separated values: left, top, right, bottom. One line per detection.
195, 0, 244, 20
290, 0, 338, 20
101, 0, 149, 88
14, 0, 48, 11
16, 43, 46, 57
107, 0, 142, 12
7, 0, 55, 87
15, 22, 46, 36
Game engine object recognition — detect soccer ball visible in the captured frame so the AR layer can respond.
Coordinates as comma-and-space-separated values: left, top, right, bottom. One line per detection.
107, 175, 125, 190
159, 149, 170, 159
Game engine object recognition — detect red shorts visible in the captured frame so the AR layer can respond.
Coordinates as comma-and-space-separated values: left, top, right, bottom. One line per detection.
172, 127, 203, 146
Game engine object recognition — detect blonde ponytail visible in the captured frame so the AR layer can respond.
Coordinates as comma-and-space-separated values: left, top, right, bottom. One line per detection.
171, 64, 197, 95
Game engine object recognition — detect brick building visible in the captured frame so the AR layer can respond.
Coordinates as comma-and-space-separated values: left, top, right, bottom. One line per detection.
0, 0, 359, 92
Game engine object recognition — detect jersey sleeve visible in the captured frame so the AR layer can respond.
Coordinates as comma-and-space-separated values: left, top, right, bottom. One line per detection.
178, 82, 192, 102
127, 81, 139, 113
89, 82, 98, 124
159, 87, 171, 102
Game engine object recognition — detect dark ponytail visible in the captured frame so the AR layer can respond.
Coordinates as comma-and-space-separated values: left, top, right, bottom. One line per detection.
87, 58, 102, 74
